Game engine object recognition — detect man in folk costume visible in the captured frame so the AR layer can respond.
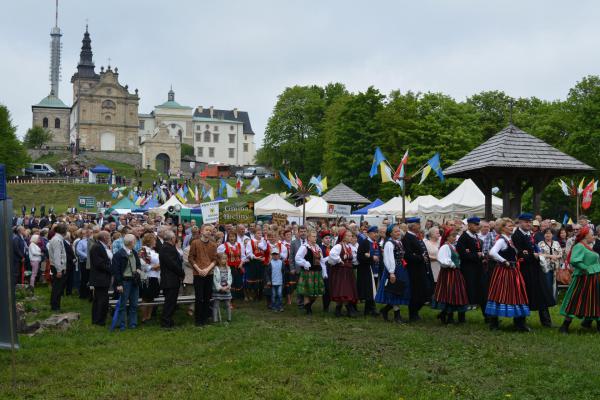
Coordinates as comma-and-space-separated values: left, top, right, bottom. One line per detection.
456, 216, 486, 323
319, 231, 333, 312
512, 213, 555, 328
402, 217, 433, 322
357, 226, 380, 317
217, 232, 245, 301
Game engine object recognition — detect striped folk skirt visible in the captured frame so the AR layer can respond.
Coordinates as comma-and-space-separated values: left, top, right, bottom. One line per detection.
230, 267, 244, 300
297, 270, 324, 297
431, 268, 469, 312
560, 272, 600, 320
244, 259, 263, 291
329, 265, 358, 303
485, 263, 530, 318
285, 269, 298, 295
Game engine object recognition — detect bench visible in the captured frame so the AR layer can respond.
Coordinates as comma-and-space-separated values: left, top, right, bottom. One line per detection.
108, 295, 196, 309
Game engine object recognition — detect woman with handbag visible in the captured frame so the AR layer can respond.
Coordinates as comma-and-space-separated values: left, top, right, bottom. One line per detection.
375, 224, 410, 323
559, 226, 600, 334
431, 228, 469, 324
139, 233, 161, 323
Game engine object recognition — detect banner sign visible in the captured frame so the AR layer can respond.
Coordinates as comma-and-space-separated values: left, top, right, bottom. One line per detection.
78, 196, 96, 209
220, 202, 254, 224
327, 204, 351, 216
200, 201, 220, 224
272, 213, 288, 226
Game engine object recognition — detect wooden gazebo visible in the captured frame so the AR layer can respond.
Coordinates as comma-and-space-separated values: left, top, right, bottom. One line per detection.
444, 124, 594, 219
322, 183, 370, 206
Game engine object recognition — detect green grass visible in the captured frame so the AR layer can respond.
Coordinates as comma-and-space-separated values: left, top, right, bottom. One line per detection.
1, 287, 600, 399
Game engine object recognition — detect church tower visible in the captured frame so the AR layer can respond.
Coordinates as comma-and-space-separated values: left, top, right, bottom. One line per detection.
71, 24, 100, 100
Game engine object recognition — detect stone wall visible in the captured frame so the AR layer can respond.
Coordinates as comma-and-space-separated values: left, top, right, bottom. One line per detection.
28, 149, 142, 167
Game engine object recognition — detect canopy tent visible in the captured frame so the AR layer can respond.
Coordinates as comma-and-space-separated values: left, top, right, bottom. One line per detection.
352, 198, 384, 215
254, 194, 302, 216
105, 196, 135, 215
88, 164, 113, 184
367, 197, 413, 216
419, 179, 503, 219
159, 195, 185, 210
299, 196, 332, 218
132, 196, 159, 213
405, 195, 439, 216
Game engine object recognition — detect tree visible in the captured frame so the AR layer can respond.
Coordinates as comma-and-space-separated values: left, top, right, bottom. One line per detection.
23, 126, 52, 149
181, 143, 194, 158
0, 104, 29, 175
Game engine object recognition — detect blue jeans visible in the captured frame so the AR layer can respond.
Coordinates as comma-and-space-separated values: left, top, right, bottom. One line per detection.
118, 280, 139, 329
272, 285, 283, 310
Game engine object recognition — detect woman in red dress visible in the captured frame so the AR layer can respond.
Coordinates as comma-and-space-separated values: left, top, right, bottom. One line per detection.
327, 229, 359, 317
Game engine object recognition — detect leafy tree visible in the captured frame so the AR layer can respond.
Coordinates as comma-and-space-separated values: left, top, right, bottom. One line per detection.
181, 143, 194, 158
23, 126, 53, 149
0, 104, 29, 175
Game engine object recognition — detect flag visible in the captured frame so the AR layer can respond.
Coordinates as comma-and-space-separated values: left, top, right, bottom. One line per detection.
208, 187, 215, 201
135, 196, 144, 206
380, 163, 395, 183
202, 185, 210, 199
226, 183, 238, 198
392, 150, 409, 182
321, 177, 328, 192
175, 191, 187, 204
568, 217, 574, 225
559, 179, 570, 196
563, 213, 569, 226
279, 171, 293, 189
288, 171, 298, 189
236, 177, 243, 194
594, 180, 598, 193
295, 174, 303, 189
250, 176, 260, 190
370, 147, 387, 177
578, 177, 585, 194
427, 152, 444, 182
309, 176, 322, 194
219, 179, 227, 198
112, 191, 119, 199
582, 180, 595, 210
419, 165, 432, 185
194, 185, 200, 202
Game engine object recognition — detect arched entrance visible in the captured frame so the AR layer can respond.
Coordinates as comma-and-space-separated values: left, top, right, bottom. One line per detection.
155, 153, 171, 174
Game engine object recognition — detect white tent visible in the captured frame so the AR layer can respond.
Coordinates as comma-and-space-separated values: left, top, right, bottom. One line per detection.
254, 194, 302, 216
368, 197, 413, 216
299, 196, 332, 218
405, 195, 439, 216
159, 195, 186, 210
419, 179, 503, 218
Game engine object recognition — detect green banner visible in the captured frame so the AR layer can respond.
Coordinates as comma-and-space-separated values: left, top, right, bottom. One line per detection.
220, 202, 254, 224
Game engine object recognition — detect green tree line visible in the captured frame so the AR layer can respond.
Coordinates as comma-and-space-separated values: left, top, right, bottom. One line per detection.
258, 76, 600, 221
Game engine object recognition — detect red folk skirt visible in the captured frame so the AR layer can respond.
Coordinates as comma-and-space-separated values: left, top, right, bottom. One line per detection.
432, 268, 469, 308
329, 262, 358, 303
487, 264, 529, 305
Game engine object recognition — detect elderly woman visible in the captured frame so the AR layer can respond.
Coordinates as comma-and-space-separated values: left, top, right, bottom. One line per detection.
424, 227, 441, 282
139, 232, 161, 323
559, 226, 600, 333
111, 233, 142, 330
538, 228, 562, 302
28, 234, 43, 287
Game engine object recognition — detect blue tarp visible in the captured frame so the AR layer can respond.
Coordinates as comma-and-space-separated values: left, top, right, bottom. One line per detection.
352, 198, 384, 215
90, 164, 112, 174
132, 197, 159, 212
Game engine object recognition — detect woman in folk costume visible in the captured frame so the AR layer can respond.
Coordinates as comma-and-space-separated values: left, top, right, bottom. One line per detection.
280, 230, 295, 304
328, 228, 360, 317
485, 218, 531, 332
375, 224, 411, 323
431, 228, 470, 324
244, 228, 269, 301
217, 231, 245, 301
559, 225, 600, 334
294, 230, 325, 315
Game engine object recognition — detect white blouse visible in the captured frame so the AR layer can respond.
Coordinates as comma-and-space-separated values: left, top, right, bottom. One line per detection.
328, 243, 357, 266
294, 243, 322, 271
489, 235, 512, 263
438, 244, 457, 268
141, 246, 160, 278
383, 240, 398, 274
245, 238, 267, 260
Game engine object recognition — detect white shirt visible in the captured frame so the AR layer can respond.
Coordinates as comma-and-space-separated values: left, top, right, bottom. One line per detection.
438, 244, 457, 268
275, 241, 289, 261
328, 243, 357, 265
383, 240, 398, 274
294, 243, 322, 271
245, 238, 267, 260
141, 246, 160, 278
489, 234, 512, 263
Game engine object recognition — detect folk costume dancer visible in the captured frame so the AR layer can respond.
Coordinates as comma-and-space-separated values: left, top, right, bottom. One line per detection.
319, 231, 333, 312
375, 224, 410, 323
432, 228, 470, 324
456, 216, 486, 323
512, 213, 555, 328
217, 233, 245, 301
280, 230, 295, 305
294, 230, 325, 315
402, 217, 434, 322
357, 226, 380, 317
328, 229, 359, 317
244, 229, 268, 301
559, 226, 600, 334
485, 218, 531, 332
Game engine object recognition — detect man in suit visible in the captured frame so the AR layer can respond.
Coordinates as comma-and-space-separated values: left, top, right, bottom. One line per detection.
512, 213, 555, 330
89, 231, 112, 326
12, 226, 27, 285
456, 217, 485, 323
290, 225, 308, 308
357, 226, 380, 316
402, 217, 433, 322
160, 230, 185, 328
48, 223, 68, 311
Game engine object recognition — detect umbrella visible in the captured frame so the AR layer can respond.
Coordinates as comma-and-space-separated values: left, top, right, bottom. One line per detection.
110, 295, 122, 331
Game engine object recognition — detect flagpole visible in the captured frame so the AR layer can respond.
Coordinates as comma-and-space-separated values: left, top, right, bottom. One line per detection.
401, 177, 406, 222
302, 197, 306, 225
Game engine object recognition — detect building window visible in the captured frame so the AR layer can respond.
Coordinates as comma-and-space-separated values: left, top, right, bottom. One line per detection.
229, 134, 235, 143
230, 125, 234, 131
105, 115, 112, 122
209, 147, 215, 157
214, 126, 219, 132
54, 118, 60, 128
196, 125, 201, 131
204, 131, 211, 142
139, 120, 145, 129
196, 132, 201, 141
42, 117, 48, 128
228, 148, 235, 158
171, 123, 176, 129
243, 143, 249, 152
245, 135, 248, 141
197, 147, 203, 157
213, 133, 219, 143
205, 124, 209, 129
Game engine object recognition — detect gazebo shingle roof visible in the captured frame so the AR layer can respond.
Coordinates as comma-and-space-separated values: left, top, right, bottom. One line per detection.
322, 183, 371, 204
445, 124, 594, 176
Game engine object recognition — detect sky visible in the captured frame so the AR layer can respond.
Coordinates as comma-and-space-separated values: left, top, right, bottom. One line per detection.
2, 0, 600, 147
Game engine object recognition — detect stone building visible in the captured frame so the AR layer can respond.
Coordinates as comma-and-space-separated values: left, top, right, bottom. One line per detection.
138, 88, 194, 146
140, 123, 181, 173
31, 94, 71, 148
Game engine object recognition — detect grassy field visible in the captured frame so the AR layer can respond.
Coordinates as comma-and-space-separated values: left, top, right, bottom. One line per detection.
1, 287, 600, 400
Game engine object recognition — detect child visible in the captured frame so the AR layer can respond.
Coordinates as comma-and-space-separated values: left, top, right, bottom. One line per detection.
267, 248, 285, 312
212, 253, 233, 323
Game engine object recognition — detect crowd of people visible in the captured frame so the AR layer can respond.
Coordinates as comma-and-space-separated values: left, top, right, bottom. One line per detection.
11, 209, 600, 333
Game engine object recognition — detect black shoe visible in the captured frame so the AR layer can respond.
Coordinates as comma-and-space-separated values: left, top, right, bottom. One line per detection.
445, 312, 455, 325
380, 305, 392, 322
489, 317, 500, 331
439, 311, 447, 324
393, 310, 404, 324
334, 305, 343, 317
559, 320, 571, 335
515, 321, 532, 333
458, 312, 466, 324
409, 313, 421, 323
346, 304, 358, 318
539, 308, 553, 328
581, 319, 593, 329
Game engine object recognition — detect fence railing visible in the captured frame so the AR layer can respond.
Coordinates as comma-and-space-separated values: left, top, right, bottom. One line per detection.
8, 176, 132, 185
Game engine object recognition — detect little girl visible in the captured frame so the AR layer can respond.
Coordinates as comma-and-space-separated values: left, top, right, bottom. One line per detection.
212, 253, 233, 323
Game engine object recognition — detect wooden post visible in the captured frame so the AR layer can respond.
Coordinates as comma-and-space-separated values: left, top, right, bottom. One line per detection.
502, 176, 512, 218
